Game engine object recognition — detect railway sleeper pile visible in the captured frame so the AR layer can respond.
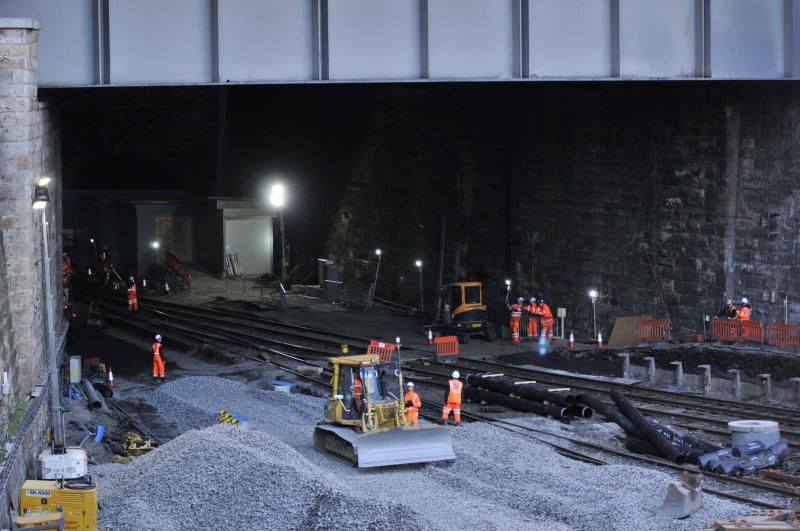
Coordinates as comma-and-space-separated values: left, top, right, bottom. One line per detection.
464, 373, 593, 421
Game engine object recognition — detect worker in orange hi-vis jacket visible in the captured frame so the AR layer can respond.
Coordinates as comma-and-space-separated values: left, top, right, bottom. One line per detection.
404, 382, 421, 426
152, 334, 165, 384
127, 277, 139, 311
539, 298, 555, 340
508, 297, 523, 343
441, 371, 463, 426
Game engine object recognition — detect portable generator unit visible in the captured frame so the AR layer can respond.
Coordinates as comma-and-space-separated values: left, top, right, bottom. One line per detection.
18, 479, 98, 530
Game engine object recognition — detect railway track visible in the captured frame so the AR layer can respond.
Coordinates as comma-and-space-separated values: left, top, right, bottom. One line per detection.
72, 283, 798, 508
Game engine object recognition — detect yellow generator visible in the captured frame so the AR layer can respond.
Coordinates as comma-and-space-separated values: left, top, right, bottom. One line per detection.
19, 479, 98, 530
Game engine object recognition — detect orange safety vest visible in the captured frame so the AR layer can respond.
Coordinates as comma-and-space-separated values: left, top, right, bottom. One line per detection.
127, 284, 137, 301
526, 304, 539, 316
447, 379, 463, 405
738, 306, 751, 321
152, 342, 162, 356
353, 377, 363, 396
540, 304, 553, 319
405, 390, 421, 409
509, 304, 522, 318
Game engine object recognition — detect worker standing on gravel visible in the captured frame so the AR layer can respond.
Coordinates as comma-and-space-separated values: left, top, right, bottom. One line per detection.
404, 382, 421, 426
441, 371, 462, 426
152, 334, 165, 384
127, 276, 139, 311
737, 298, 751, 321
508, 297, 524, 343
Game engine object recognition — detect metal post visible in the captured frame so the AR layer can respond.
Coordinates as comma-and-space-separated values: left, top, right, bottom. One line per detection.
618, 352, 630, 379
42, 209, 64, 453
727, 369, 741, 399
757, 374, 772, 401
670, 361, 683, 387
592, 298, 597, 339
643, 356, 656, 386
418, 266, 424, 312
698, 364, 711, 395
279, 209, 287, 285
790, 377, 800, 404
369, 254, 382, 309
435, 213, 445, 319
785, 296, 789, 324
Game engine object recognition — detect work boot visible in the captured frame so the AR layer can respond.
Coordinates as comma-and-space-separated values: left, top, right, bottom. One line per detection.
152, 377, 158, 384
455, 422, 462, 427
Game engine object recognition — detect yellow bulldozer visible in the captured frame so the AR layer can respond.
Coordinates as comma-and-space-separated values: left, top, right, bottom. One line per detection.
314, 354, 456, 468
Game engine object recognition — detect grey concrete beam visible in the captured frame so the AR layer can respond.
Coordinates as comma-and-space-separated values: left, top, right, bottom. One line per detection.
211, 0, 220, 83
93, 0, 110, 84
610, 0, 619, 77
420, 0, 429, 79
512, 0, 529, 78
312, 0, 329, 81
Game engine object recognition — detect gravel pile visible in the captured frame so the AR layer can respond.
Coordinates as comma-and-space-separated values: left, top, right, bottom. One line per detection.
94, 423, 433, 530
106, 376, 749, 530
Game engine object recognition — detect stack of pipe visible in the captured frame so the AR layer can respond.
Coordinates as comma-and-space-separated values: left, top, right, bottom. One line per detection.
464, 374, 594, 421
697, 440, 790, 477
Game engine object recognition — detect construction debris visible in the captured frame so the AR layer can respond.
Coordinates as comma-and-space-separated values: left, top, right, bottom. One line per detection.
706, 510, 800, 530
659, 472, 703, 519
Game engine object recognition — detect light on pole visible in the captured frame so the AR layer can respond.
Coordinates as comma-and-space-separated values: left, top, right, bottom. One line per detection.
269, 183, 287, 285
89, 237, 98, 274
589, 289, 599, 339
33, 177, 65, 454
150, 240, 160, 267
369, 248, 382, 309
505, 278, 512, 304
415, 260, 423, 312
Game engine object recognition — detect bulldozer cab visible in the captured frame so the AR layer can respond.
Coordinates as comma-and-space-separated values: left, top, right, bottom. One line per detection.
329, 356, 401, 421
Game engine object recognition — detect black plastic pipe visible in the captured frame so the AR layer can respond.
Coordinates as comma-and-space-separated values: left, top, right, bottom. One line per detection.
466, 374, 578, 405
464, 387, 572, 420
610, 389, 690, 465
81, 379, 103, 410
579, 393, 638, 437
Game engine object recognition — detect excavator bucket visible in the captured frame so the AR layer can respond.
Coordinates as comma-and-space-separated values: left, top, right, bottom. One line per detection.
314, 423, 456, 468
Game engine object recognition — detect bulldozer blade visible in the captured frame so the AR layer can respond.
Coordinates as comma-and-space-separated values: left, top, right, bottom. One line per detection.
315, 423, 456, 468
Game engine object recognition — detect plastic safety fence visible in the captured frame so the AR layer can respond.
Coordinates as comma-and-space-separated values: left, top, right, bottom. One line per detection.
434, 336, 459, 362
636, 319, 672, 343
740, 320, 764, 343
367, 340, 395, 363
767, 323, 800, 348
710, 317, 764, 343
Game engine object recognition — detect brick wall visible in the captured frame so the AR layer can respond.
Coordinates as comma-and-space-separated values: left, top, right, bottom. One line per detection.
0, 19, 63, 510
325, 82, 800, 336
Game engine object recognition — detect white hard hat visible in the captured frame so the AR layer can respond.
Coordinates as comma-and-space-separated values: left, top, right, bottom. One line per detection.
406, 382, 414, 389
155, 334, 162, 341
517, 297, 524, 303
129, 276, 135, 282
741, 297, 749, 304
529, 297, 536, 302
452, 371, 460, 379
727, 299, 732, 305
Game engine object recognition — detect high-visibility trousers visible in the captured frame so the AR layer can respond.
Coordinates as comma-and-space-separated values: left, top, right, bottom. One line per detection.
510, 317, 520, 343
441, 402, 461, 423
128, 298, 138, 311
542, 318, 554, 339
406, 407, 419, 426
528, 318, 539, 338
152, 354, 165, 378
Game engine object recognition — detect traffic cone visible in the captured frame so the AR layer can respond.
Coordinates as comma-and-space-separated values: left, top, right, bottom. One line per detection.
569, 331, 575, 348
142, 278, 147, 289
107, 368, 115, 388
597, 332, 604, 349
427, 329, 433, 345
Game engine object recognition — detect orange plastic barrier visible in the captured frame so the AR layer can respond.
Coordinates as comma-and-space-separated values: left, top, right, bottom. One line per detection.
740, 320, 764, 343
767, 323, 800, 348
711, 317, 742, 342
434, 336, 459, 361
636, 319, 672, 343
367, 340, 396, 363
